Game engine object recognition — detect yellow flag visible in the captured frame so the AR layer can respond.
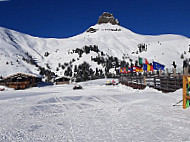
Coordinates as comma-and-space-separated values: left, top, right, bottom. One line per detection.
147, 64, 150, 71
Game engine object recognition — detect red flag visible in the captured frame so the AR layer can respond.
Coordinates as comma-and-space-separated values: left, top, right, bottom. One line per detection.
150, 65, 153, 71
145, 58, 149, 64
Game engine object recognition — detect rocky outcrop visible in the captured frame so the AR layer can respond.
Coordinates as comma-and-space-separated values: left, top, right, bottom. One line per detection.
86, 28, 98, 33
97, 12, 119, 25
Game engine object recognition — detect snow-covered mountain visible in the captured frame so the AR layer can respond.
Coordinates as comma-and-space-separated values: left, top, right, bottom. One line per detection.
0, 12, 189, 78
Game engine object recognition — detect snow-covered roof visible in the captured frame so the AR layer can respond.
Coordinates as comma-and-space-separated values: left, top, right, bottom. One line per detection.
2, 72, 42, 80
55, 75, 71, 80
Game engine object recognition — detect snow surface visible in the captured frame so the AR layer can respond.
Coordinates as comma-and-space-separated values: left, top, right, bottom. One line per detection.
0, 79, 190, 141
0, 24, 189, 77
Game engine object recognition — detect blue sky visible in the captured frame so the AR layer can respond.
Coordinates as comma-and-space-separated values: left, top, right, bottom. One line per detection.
0, 0, 189, 38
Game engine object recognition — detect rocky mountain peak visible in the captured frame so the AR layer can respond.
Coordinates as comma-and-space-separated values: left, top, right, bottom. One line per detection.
97, 12, 119, 25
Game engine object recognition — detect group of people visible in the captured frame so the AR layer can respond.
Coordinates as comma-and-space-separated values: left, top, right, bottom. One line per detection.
106, 80, 118, 85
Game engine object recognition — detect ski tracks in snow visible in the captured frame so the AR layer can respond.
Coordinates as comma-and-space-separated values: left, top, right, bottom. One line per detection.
1, 83, 190, 141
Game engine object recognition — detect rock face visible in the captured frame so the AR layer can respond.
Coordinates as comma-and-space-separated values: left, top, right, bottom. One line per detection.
86, 27, 98, 33
98, 12, 119, 25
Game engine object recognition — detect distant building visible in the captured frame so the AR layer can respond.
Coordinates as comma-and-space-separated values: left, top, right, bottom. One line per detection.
54, 76, 71, 85
0, 73, 42, 90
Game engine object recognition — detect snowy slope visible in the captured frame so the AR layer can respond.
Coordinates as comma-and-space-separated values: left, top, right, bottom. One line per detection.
0, 23, 189, 77
0, 79, 190, 141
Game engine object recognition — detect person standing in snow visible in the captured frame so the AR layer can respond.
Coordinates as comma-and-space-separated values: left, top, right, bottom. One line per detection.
112, 80, 115, 85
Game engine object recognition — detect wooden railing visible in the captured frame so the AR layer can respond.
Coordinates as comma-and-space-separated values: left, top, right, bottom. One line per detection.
119, 75, 183, 92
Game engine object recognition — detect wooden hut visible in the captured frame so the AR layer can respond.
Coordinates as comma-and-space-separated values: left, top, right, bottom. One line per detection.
0, 79, 3, 86
1, 73, 42, 90
55, 76, 71, 85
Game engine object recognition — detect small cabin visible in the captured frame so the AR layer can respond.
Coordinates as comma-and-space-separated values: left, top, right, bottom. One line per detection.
55, 76, 71, 85
0, 73, 42, 90
0, 79, 3, 85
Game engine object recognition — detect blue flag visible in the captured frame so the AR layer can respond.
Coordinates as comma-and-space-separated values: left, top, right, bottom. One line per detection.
143, 64, 147, 71
130, 66, 133, 72
153, 62, 165, 70
153, 62, 161, 70
160, 64, 165, 70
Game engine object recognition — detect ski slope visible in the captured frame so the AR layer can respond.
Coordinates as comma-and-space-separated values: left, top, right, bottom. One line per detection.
0, 79, 190, 141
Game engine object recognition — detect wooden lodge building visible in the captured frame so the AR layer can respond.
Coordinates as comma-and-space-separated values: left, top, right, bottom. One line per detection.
54, 76, 71, 85
0, 73, 42, 90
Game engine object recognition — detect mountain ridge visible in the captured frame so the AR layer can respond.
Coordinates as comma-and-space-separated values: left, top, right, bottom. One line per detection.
0, 20, 189, 80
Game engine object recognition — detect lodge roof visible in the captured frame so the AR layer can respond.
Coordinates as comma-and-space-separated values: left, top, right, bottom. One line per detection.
55, 76, 71, 81
2, 72, 42, 81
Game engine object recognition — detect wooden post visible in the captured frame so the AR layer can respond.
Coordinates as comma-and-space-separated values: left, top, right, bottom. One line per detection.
159, 69, 162, 76
143, 76, 146, 86
183, 75, 187, 109
166, 68, 169, 76
154, 76, 156, 88
172, 68, 177, 77
184, 67, 188, 76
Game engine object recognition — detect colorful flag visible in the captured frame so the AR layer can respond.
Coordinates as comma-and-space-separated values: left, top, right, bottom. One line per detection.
139, 57, 149, 65
145, 58, 149, 64
153, 62, 165, 70
130, 66, 133, 73
150, 65, 153, 71
120, 68, 126, 73
127, 67, 131, 73
126, 66, 128, 72
143, 64, 147, 71
139, 57, 143, 65
147, 64, 151, 71
133, 66, 144, 72
120, 68, 122, 73
120, 68, 123, 73
153, 62, 161, 70
133, 66, 136, 72
160, 64, 165, 70
135, 66, 143, 72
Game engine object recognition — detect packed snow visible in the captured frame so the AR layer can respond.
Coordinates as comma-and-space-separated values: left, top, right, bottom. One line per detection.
0, 79, 190, 142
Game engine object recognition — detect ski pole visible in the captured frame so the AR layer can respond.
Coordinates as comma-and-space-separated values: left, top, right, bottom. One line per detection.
173, 99, 183, 106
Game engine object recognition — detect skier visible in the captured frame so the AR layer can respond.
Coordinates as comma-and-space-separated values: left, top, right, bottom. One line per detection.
112, 80, 116, 85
